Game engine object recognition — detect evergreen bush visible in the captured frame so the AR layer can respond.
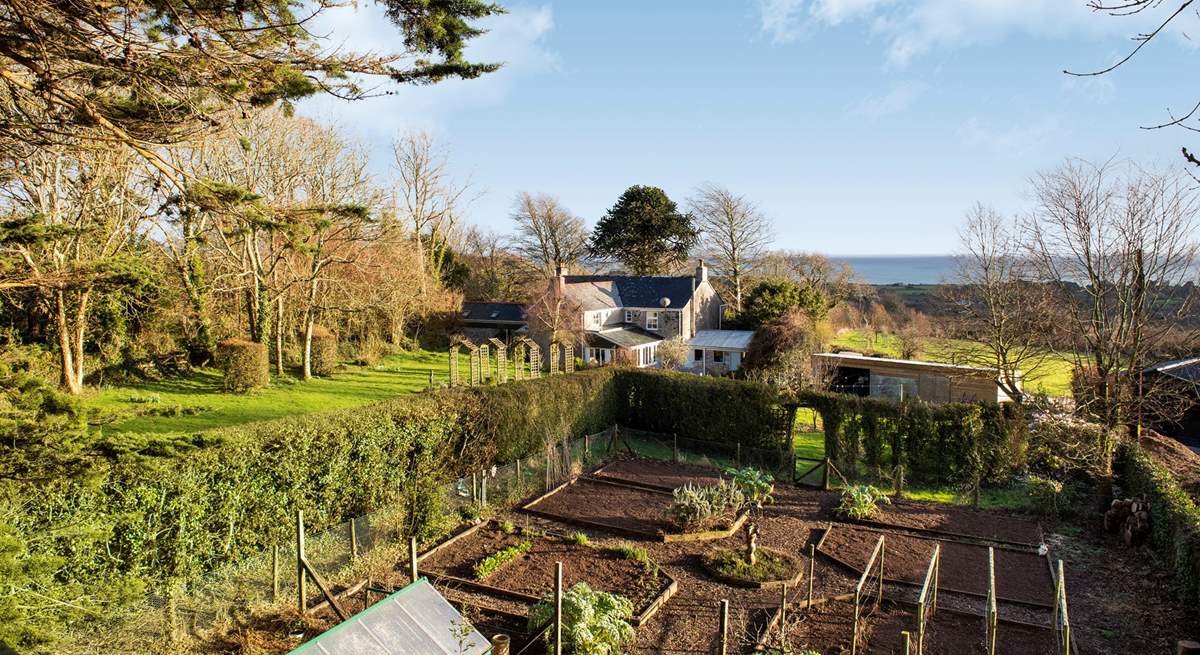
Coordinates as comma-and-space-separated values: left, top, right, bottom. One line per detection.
310, 325, 338, 375
215, 338, 268, 392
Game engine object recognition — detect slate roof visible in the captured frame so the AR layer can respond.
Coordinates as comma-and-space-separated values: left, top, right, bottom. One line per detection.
585, 325, 663, 348
564, 275, 697, 310
460, 302, 525, 324
690, 330, 755, 351
1145, 357, 1200, 385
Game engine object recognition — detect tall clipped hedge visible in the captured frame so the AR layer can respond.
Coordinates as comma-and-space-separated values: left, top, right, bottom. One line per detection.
796, 390, 1027, 485
310, 325, 338, 376
215, 338, 269, 392
1117, 441, 1200, 603
613, 369, 791, 450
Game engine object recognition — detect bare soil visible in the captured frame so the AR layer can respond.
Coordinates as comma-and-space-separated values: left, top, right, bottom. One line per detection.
819, 526, 1055, 607
526, 478, 676, 535
419, 523, 525, 579
860, 498, 1043, 546
594, 457, 726, 490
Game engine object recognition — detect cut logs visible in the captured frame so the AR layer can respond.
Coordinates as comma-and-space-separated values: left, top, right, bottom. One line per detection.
1104, 498, 1150, 547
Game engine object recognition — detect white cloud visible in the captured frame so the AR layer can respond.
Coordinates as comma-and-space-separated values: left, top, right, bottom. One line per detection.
853, 79, 927, 118
756, 0, 1195, 66
959, 116, 1062, 158
296, 4, 557, 142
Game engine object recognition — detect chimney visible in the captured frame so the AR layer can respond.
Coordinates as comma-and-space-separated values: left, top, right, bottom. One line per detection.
695, 259, 708, 285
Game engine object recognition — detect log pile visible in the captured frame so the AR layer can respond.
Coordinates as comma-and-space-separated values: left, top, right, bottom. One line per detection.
1105, 498, 1150, 546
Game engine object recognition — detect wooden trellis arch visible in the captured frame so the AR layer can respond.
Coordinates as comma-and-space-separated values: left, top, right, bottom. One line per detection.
488, 338, 507, 383
548, 339, 575, 374
512, 337, 541, 379
449, 335, 481, 386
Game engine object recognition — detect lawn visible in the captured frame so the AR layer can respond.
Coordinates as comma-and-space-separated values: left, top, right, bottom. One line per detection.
85, 349, 462, 434
830, 329, 1074, 397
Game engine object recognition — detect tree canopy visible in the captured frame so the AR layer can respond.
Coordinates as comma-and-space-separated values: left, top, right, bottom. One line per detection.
587, 185, 698, 275
740, 277, 827, 328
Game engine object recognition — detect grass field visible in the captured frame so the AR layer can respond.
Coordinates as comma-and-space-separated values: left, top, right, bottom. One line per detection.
85, 350, 461, 434
829, 329, 1074, 397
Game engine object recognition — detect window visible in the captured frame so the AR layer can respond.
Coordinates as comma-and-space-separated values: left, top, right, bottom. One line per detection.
713, 350, 724, 364
590, 312, 601, 328
646, 311, 659, 331
624, 309, 634, 323
694, 349, 703, 362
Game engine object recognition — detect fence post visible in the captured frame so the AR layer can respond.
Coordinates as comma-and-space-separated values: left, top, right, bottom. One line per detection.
410, 536, 419, 584
554, 561, 564, 655
736, 442, 741, 467
272, 545, 279, 601
296, 510, 306, 614
492, 634, 511, 655
673, 433, 679, 463
719, 599, 729, 655
545, 448, 552, 492
481, 470, 488, 507
807, 543, 815, 609
822, 457, 831, 491
973, 477, 982, 509
471, 472, 478, 504
428, 370, 434, 389
779, 583, 788, 644
350, 517, 358, 560
894, 464, 905, 497
902, 631, 911, 655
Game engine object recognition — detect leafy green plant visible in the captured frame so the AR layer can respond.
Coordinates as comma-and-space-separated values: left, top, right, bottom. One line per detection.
668, 480, 745, 531
499, 520, 516, 534
702, 546, 799, 584
472, 541, 532, 580
528, 582, 634, 655
607, 542, 648, 564
1027, 475, 1065, 515
568, 531, 589, 546
836, 484, 892, 520
725, 466, 775, 506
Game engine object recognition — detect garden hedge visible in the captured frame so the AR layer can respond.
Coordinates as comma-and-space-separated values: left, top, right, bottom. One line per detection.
1117, 441, 1200, 603
3, 367, 1029, 649
795, 390, 1027, 485
310, 325, 338, 376
215, 338, 269, 392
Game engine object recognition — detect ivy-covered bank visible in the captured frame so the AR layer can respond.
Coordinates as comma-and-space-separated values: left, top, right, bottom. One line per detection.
1117, 441, 1200, 604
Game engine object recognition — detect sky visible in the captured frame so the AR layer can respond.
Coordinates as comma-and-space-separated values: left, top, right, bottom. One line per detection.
298, 1, 1200, 255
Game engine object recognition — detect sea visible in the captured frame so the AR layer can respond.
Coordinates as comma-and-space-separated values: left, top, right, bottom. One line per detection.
827, 255, 957, 286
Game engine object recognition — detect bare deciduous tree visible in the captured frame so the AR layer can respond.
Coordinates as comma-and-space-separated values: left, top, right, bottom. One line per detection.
943, 203, 1056, 402
689, 183, 773, 312
1023, 158, 1200, 426
509, 192, 588, 278
392, 131, 470, 295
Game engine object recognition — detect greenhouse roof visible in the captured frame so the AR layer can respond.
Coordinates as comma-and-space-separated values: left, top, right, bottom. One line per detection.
289, 578, 489, 655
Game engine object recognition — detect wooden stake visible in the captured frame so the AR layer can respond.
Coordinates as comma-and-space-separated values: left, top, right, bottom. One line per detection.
736, 442, 741, 467
272, 545, 279, 601
719, 599, 729, 655
296, 510, 306, 614
481, 470, 488, 507
349, 517, 358, 559
673, 433, 679, 462
301, 557, 348, 621
902, 630, 911, 655
822, 457, 831, 491
554, 561, 564, 655
779, 583, 788, 644
807, 543, 815, 610
492, 634, 511, 655
410, 536, 419, 584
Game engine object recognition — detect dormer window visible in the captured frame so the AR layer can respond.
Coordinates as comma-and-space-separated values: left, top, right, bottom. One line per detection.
624, 310, 634, 323
646, 311, 659, 331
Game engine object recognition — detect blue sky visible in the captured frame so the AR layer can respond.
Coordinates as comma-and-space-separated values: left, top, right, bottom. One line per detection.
299, 1, 1199, 255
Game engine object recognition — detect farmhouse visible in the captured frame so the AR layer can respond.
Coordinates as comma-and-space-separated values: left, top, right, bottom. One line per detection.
812, 351, 1019, 403
550, 261, 725, 368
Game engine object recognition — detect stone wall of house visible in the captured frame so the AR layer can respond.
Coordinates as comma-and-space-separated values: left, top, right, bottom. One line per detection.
691, 281, 723, 332
658, 309, 683, 338
702, 348, 731, 376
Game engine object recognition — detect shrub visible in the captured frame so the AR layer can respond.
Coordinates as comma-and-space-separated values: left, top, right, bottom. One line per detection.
1028, 415, 1117, 477
310, 325, 338, 376
668, 481, 744, 531
725, 467, 774, 506
473, 541, 532, 580
568, 531, 589, 546
528, 582, 634, 655
215, 338, 269, 392
836, 484, 891, 520
1027, 475, 1065, 515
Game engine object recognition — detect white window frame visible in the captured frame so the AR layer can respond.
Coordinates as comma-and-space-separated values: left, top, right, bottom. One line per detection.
713, 350, 724, 364
624, 309, 634, 323
646, 311, 659, 331
589, 311, 601, 328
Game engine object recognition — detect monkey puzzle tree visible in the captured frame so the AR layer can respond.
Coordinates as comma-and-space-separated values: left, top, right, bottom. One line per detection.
587, 185, 698, 275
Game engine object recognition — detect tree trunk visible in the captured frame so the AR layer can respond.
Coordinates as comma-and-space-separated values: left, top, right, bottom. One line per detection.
275, 296, 285, 375
54, 290, 82, 394
302, 316, 315, 381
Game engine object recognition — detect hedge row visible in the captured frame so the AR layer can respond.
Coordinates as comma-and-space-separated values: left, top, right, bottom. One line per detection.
1117, 441, 1200, 603
795, 390, 1027, 485
614, 369, 792, 450
4, 367, 794, 649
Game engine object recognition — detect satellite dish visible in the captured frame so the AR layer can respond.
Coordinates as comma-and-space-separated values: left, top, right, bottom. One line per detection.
659, 297, 671, 307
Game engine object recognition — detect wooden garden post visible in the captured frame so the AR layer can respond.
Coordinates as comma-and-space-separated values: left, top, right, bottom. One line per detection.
272, 545, 279, 601
822, 457, 831, 491
807, 543, 815, 609
410, 536, 419, 584
428, 370, 434, 389
481, 469, 488, 507
554, 562, 564, 655
349, 517, 358, 559
719, 599, 729, 655
779, 583, 788, 644
673, 433, 680, 462
296, 510, 306, 613
736, 442, 741, 467
902, 631, 911, 655
492, 635, 511, 655
480, 343, 491, 380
